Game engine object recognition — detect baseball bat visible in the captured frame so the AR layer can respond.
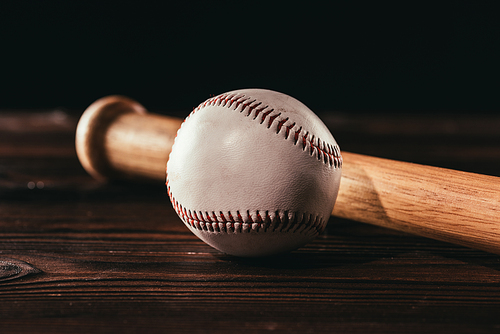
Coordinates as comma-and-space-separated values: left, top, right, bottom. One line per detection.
76, 95, 500, 255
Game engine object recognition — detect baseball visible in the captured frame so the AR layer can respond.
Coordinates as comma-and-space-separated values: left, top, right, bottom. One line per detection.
166, 89, 342, 257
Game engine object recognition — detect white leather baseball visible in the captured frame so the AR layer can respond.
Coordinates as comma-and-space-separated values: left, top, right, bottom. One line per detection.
166, 89, 342, 257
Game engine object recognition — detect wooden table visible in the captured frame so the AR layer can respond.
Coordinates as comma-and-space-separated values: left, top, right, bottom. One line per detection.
1, 109, 499, 333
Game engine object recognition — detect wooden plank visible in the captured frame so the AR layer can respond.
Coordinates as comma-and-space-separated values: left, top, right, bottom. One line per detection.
1, 110, 500, 333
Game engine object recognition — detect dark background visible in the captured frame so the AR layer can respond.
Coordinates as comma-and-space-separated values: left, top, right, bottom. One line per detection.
0, 0, 499, 114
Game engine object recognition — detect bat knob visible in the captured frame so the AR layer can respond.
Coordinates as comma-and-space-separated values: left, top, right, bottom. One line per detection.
75, 95, 147, 181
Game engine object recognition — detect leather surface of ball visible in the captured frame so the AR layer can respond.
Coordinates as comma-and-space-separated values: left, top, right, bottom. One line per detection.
166, 89, 342, 257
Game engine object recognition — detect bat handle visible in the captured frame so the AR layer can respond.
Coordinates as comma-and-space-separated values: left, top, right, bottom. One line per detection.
334, 152, 500, 255
75, 95, 183, 182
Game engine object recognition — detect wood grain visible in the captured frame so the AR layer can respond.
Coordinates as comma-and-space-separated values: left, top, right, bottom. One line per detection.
1, 110, 500, 333
333, 152, 500, 255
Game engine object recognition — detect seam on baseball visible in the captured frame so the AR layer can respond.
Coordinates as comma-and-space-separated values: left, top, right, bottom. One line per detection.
187, 92, 343, 169
165, 184, 325, 235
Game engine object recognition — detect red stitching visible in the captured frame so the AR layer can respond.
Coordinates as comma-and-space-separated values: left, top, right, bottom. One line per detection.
247, 210, 254, 224
189, 93, 342, 170
267, 113, 281, 128
309, 134, 315, 155
276, 117, 289, 134
219, 211, 227, 223
245, 102, 260, 116
166, 203, 326, 235
294, 127, 302, 145
285, 122, 295, 139
260, 109, 274, 124
302, 131, 308, 150
241, 99, 256, 115
252, 105, 266, 119
169, 178, 325, 234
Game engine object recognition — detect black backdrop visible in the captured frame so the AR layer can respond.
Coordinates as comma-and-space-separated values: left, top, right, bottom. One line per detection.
1, 1, 499, 114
